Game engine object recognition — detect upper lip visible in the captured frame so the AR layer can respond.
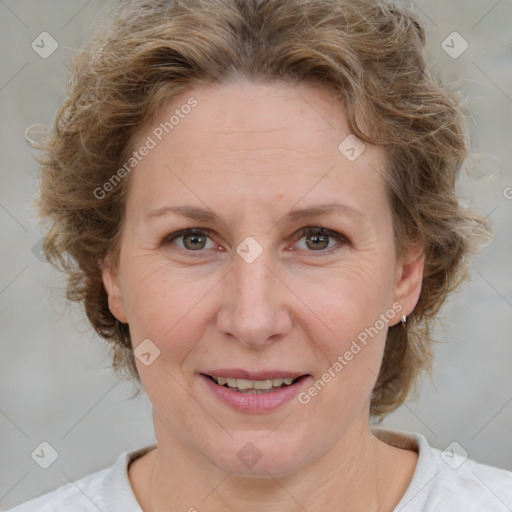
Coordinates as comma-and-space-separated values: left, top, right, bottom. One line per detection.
202, 369, 309, 380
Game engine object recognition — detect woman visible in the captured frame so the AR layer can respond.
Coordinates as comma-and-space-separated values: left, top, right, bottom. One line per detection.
12, 0, 512, 510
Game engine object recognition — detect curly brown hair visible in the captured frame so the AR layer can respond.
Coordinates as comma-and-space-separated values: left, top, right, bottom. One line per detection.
30, 0, 493, 419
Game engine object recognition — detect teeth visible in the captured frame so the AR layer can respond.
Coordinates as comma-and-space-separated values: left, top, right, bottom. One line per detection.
254, 380, 273, 390
212, 376, 297, 389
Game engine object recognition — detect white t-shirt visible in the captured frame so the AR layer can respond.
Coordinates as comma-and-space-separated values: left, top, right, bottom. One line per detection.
7, 428, 512, 511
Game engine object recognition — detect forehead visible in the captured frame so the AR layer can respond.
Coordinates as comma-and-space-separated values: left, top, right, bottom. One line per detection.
126, 80, 388, 222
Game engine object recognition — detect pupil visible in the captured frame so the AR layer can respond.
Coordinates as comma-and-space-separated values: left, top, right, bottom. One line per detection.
307, 233, 328, 250
185, 234, 205, 250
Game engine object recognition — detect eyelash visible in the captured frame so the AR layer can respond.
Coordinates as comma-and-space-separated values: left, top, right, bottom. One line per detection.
163, 226, 349, 257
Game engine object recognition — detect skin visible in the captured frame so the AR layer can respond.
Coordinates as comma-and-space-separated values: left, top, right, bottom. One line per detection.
102, 79, 424, 511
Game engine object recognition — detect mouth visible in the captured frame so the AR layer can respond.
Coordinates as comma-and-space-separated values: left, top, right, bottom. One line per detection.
201, 373, 309, 394
199, 370, 313, 412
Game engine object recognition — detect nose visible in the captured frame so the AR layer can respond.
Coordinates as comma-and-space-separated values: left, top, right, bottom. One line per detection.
216, 247, 293, 348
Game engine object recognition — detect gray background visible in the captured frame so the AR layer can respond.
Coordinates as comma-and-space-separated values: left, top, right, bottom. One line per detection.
0, 0, 511, 509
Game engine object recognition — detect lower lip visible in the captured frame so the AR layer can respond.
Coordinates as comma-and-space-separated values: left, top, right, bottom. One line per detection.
200, 374, 311, 413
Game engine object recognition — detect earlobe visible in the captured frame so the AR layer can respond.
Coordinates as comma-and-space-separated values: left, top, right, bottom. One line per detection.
101, 256, 128, 324
392, 243, 425, 326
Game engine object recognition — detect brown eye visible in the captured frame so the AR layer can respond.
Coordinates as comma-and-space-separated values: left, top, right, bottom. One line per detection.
163, 226, 348, 257
305, 231, 330, 250
294, 227, 348, 255
165, 229, 215, 252
182, 232, 207, 250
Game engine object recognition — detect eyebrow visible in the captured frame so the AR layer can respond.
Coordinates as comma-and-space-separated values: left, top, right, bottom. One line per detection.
145, 203, 364, 224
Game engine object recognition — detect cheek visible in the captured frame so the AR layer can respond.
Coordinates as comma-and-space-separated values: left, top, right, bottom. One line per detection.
120, 257, 217, 358
293, 253, 395, 339
299, 287, 390, 423
288, 254, 395, 393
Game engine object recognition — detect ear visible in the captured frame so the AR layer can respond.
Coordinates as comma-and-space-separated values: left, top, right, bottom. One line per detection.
391, 241, 425, 326
101, 254, 128, 324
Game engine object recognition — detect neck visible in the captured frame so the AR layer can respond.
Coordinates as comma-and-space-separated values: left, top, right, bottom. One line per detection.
142, 411, 386, 512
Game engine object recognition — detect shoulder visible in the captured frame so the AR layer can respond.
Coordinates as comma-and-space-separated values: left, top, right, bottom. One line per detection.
372, 427, 512, 511
428, 451, 512, 511
6, 445, 155, 512
6, 467, 110, 511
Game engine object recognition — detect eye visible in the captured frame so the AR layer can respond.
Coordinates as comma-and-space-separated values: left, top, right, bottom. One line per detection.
163, 226, 349, 257
292, 226, 349, 256
164, 228, 217, 253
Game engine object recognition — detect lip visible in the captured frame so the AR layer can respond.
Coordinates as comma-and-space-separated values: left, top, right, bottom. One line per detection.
204, 369, 307, 380
199, 372, 312, 413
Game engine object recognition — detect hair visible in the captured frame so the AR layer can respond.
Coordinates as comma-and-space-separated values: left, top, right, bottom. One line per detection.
30, 0, 493, 419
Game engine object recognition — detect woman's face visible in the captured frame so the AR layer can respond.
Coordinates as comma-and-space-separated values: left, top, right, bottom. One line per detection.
103, 80, 423, 477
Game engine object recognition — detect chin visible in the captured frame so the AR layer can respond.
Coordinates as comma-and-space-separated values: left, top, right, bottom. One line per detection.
202, 433, 313, 478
